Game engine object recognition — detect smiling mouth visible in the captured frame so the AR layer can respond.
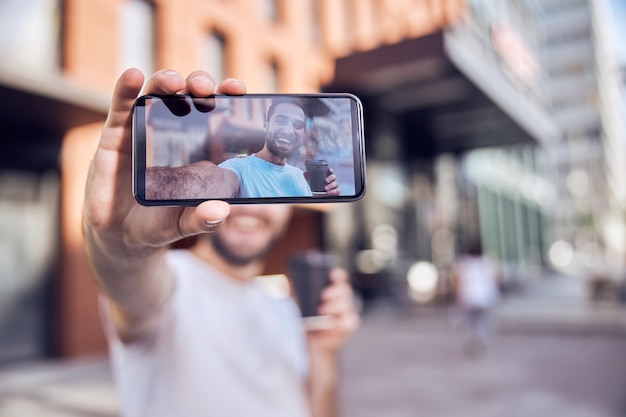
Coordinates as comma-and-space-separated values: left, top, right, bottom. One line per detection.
277, 137, 294, 146
230, 215, 263, 232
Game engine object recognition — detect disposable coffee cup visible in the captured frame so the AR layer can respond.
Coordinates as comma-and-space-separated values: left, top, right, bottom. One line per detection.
305, 160, 330, 195
288, 250, 338, 330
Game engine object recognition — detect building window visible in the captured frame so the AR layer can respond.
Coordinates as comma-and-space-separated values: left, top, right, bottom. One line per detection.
0, 170, 60, 361
0, 0, 62, 72
201, 31, 227, 83
119, 0, 156, 76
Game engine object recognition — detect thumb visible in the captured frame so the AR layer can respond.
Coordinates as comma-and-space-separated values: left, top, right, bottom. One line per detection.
177, 200, 231, 237
100, 68, 145, 152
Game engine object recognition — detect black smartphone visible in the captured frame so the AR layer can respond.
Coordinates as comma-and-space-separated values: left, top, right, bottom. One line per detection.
132, 93, 366, 205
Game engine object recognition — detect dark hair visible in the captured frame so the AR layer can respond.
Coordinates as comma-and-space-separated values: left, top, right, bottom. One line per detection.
265, 97, 306, 122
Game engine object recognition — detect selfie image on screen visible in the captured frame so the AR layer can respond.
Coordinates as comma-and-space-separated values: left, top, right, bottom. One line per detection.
133, 94, 365, 205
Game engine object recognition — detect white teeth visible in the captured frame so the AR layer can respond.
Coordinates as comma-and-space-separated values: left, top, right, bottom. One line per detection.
231, 216, 261, 231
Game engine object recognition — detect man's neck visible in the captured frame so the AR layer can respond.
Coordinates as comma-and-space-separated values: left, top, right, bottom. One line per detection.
255, 148, 286, 166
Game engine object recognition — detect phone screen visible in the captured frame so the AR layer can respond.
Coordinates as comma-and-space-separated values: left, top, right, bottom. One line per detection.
132, 94, 366, 205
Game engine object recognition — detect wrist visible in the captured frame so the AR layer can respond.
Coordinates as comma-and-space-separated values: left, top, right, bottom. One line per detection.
307, 345, 340, 417
308, 345, 339, 382
84, 225, 167, 280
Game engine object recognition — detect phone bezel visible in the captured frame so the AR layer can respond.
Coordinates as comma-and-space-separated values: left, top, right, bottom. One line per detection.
132, 93, 366, 206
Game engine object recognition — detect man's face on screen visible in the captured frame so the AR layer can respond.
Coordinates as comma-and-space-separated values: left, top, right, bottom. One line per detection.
264, 102, 306, 159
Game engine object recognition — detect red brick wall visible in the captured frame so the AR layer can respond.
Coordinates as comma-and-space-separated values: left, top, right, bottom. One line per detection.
58, 0, 468, 357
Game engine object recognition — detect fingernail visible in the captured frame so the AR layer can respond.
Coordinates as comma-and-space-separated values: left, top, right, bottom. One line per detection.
191, 74, 215, 88
222, 78, 246, 89
204, 219, 225, 229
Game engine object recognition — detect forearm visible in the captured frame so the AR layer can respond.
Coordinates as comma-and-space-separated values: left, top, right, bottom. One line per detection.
146, 161, 238, 200
308, 350, 340, 417
83, 223, 175, 340
306, 267, 359, 417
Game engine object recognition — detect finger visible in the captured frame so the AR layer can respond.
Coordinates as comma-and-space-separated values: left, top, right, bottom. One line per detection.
318, 295, 355, 316
100, 68, 145, 150
324, 181, 341, 196
141, 69, 186, 96
216, 78, 247, 95
186, 70, 217, 97
320, 273, 352, 302
320, 285, 353, 310
330, 267, 349, 283
325, 187, 341, 197
325, 179, 338, 192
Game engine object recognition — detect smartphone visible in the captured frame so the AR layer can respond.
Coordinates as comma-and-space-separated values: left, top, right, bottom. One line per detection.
132, 93, 366, 205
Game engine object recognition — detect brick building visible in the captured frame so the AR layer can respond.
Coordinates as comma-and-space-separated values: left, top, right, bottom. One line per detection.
1, 0, 555, 360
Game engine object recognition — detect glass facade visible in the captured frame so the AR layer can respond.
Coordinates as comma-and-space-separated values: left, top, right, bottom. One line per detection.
0, 171, 60, 361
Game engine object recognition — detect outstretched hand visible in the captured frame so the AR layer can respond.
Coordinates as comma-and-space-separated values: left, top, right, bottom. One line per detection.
84, 69, 247, 255
82, 69, 247, 340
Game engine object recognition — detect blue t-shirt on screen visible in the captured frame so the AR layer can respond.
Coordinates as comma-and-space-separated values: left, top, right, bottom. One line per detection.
219, 155, 312, 198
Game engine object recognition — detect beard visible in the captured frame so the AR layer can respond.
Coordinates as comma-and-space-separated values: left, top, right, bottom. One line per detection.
266, 130, 298, 159
210, 231, 279, 267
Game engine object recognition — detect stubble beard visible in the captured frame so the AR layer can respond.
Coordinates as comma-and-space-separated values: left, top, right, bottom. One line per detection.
210, 232, 278, 267
267, 131, 297, 160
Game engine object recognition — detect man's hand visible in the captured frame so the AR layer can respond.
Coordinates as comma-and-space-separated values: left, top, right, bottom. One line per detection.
83, 68, 246, 341
306, 267, 359, 417
304, 168, 341, 197
322, 168, 341, 197
84, 69, 246, 250
307, 267, 359, 353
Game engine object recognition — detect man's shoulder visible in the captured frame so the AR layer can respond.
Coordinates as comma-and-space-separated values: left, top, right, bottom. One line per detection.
284, 162, 304, 174
219, 155, 249, 168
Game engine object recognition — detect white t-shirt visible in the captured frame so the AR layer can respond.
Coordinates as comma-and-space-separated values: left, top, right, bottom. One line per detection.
455, 255, 500, 309
219, 155, 312, 198
101, 250, 310, 417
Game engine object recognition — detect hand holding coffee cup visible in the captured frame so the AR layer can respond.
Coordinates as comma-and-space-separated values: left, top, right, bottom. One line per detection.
305, 159, 330, 195
288, 250, 339, 330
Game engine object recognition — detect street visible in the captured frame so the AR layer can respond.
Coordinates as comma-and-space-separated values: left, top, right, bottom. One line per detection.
2, 275, 626, 417
340, 303, 626, 417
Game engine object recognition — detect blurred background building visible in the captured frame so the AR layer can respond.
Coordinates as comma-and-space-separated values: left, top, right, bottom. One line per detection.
0, 0, 624, 365
538, 0, 626, 279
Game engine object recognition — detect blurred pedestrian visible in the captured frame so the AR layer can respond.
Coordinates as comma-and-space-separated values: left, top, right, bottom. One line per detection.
83, 68, 359, 417
452, 241, 501, 356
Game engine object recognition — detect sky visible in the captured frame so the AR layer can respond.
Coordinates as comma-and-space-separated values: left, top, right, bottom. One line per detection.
610, 0, 626, 63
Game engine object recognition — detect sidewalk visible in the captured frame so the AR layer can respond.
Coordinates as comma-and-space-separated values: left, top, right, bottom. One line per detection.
0, 356, 117, 417
2, 271, 625, 417
341, 282, 626, 417
494, 272, 626, 335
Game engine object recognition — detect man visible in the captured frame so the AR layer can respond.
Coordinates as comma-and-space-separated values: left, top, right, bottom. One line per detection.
83, 68, 359, 417
452, 241, 501, 356
219, 98, 341, 198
